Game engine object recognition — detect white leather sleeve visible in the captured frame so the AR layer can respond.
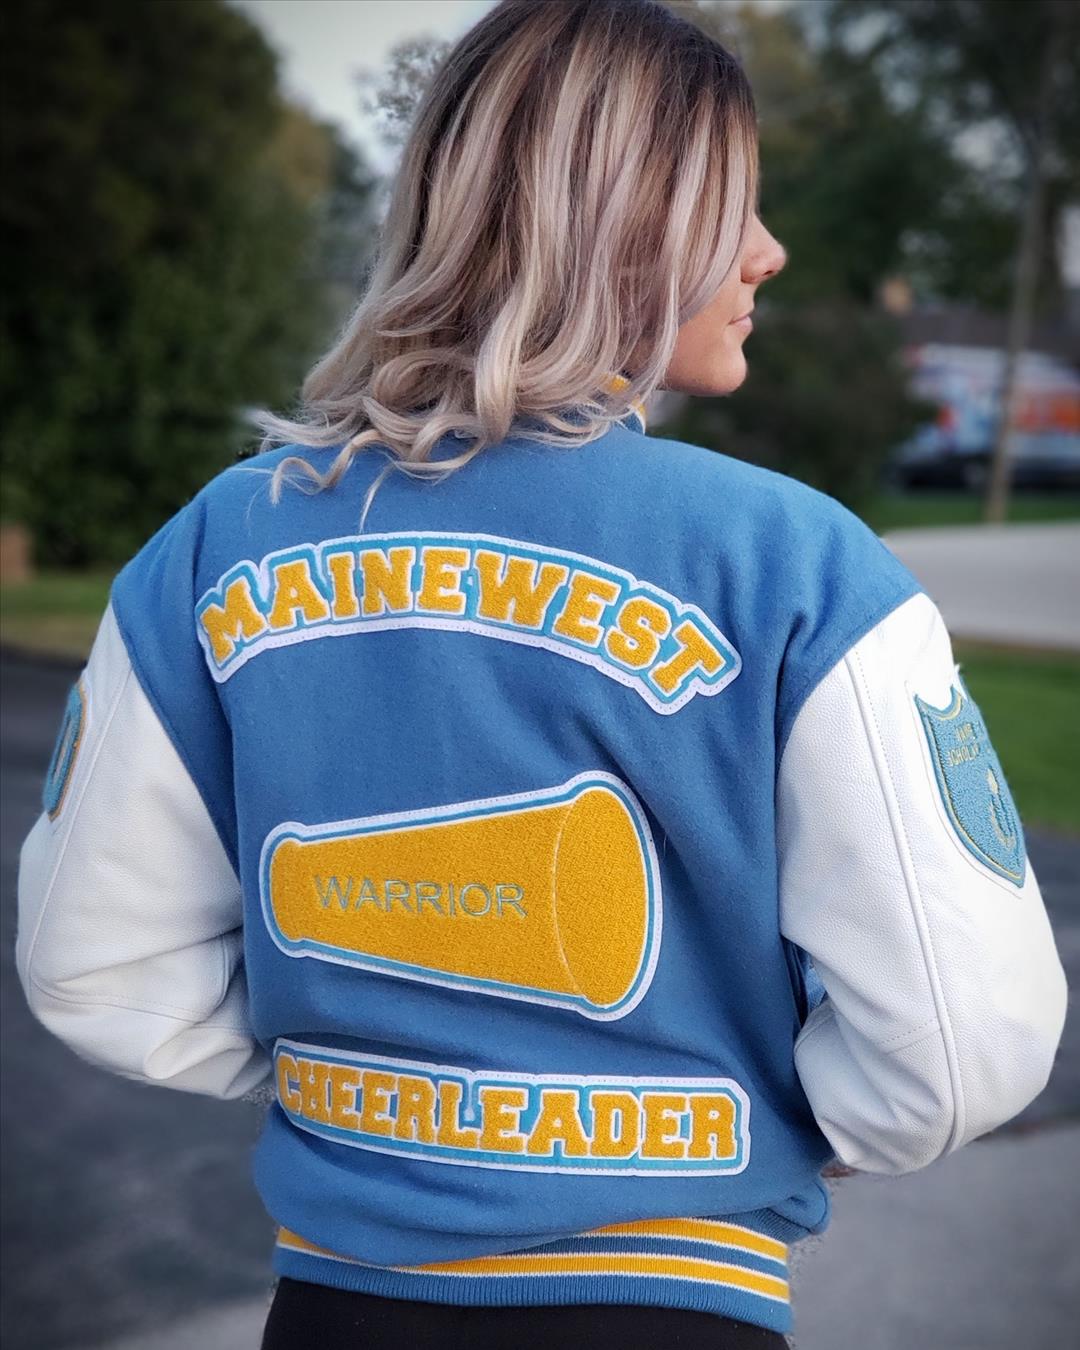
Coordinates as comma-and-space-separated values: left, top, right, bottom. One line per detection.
777, 591, 1067, 1174
15, 601, 272, 1100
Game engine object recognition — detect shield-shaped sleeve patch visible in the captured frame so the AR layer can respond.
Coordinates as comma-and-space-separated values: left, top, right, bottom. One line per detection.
43, 677, 88, 822
913, 679, 1026, 888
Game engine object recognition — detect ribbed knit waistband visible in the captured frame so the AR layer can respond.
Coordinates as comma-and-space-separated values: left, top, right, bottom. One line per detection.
273, 1214, 793, 1334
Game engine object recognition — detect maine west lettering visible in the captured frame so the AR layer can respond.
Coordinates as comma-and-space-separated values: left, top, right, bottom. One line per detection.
274, 1041, 751, 1176
195, 530, 741, 713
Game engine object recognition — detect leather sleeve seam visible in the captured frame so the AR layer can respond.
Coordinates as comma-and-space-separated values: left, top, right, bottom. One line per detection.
793, 1000, 838, 1054
847, 644, 966, 1149
876, 1016, 942, 1053
795, 1002, 943, 1058
27, 972, 254, 1034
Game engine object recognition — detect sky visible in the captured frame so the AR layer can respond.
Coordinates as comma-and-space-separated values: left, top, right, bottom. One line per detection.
230, 0, 497, 172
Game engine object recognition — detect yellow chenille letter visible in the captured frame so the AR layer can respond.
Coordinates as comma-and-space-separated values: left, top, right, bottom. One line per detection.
551, 571, 621, 648
393, 1076, 438, 1144
526, 1090, 590, 1157
276, 1053, 302, 1115
268, 558, 331, 631
589, 1091, 641, 1159
299, 1059, 333, 1126
478, 1086, 528, 1153
199, 576, 266, 665
641, 1093, 688, 1159
357, 1070, 397, 1137
650, 620, 725, 694
327, 1065, 362, 1131
605, 596, 671, 669
473, 551, 568, 629
687, 1094, 737, 1160
360, 547, 415, 616
417, 546, 469, 615
325, 551, 361, 619
436, 1081, 481, 1150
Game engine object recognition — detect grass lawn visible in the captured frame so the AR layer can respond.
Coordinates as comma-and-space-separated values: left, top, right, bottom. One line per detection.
863, 491, 1080, 534
2, 569, 1077, 834
0, 570, 114, 661
954, 644, 1080, 837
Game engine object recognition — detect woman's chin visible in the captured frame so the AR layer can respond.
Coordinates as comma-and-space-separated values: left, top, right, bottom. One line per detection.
699, 351, 748, 396
661, 345, 749, 397
717, 354, 748, 394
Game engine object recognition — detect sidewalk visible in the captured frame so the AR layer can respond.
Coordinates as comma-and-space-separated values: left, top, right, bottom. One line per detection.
788, 1121, 1080, 1349
883, 521, 1080, 651
100, 1123, 1080, 1350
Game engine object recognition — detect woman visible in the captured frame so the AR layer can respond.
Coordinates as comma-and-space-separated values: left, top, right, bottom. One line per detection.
16, 1, 1066, 1347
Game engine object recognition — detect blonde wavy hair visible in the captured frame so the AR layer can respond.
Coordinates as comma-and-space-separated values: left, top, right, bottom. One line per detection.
250, 0, 759, 528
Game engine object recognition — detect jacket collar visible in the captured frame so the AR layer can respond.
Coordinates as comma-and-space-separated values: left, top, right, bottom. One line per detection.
602, 371, 648, 434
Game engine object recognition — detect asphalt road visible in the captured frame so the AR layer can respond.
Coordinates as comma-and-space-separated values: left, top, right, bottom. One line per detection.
2, 648, 1077, 1350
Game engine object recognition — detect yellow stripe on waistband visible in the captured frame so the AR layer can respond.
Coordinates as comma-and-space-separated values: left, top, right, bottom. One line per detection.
276, 1223, 789, 1302
593, 1218, 787, 1261
407, 1251, 789, 1300
278, 1229, 338, 1258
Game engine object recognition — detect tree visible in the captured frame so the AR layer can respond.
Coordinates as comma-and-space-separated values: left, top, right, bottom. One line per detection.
0, 0, 372, 566
355, 35, 453, 159
824, 0, 1080, 519
674, 303, 934, 509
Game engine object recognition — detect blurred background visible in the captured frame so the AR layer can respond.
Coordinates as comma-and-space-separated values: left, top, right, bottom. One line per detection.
1, 2, 1077, 1347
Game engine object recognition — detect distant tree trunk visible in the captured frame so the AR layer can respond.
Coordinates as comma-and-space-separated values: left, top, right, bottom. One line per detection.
983, 18, 1058, 524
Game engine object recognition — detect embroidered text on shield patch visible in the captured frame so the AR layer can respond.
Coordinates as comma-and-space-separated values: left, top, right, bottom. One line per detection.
914, 680, 1026, 887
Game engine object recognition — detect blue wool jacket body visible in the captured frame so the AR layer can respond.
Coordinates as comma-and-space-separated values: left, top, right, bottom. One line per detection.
123, 418, 906, 1225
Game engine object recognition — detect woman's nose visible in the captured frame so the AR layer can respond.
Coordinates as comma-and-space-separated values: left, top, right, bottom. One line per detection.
744, 218, 787, 283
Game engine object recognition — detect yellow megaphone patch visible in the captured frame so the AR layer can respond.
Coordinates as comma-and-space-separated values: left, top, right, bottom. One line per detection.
259, 771, 663, 1020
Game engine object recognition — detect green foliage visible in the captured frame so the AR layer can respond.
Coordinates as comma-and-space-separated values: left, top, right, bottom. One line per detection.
823, 0, 1080, 313
722, 2, 1005, 307
0, 0, 361, 566
861, 493, 1080, 534
663, 304, 934, 512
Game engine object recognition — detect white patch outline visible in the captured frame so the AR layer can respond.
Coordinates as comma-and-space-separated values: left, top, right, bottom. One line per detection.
258, 769, 663, 1021
272, 1036, 752, 1177
194, 529, 742, 715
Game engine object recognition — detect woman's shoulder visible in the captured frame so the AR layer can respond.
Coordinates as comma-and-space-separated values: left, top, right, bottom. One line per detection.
634, 431, 868, 537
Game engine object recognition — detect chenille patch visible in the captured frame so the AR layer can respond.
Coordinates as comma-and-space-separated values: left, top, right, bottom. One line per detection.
195, 531, 741, 714
913, 679, 1026, 887
271, 1039, 750, 1175
260, 770, 663, 1021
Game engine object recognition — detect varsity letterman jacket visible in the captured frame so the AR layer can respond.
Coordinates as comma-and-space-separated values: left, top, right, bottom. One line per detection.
16, 394, 1067, 1336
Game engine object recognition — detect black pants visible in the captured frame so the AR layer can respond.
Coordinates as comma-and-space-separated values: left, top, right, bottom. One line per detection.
260, 1276, 789, 1349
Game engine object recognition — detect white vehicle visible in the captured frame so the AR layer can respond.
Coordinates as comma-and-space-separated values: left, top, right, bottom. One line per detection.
894, 343, 1080, 490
